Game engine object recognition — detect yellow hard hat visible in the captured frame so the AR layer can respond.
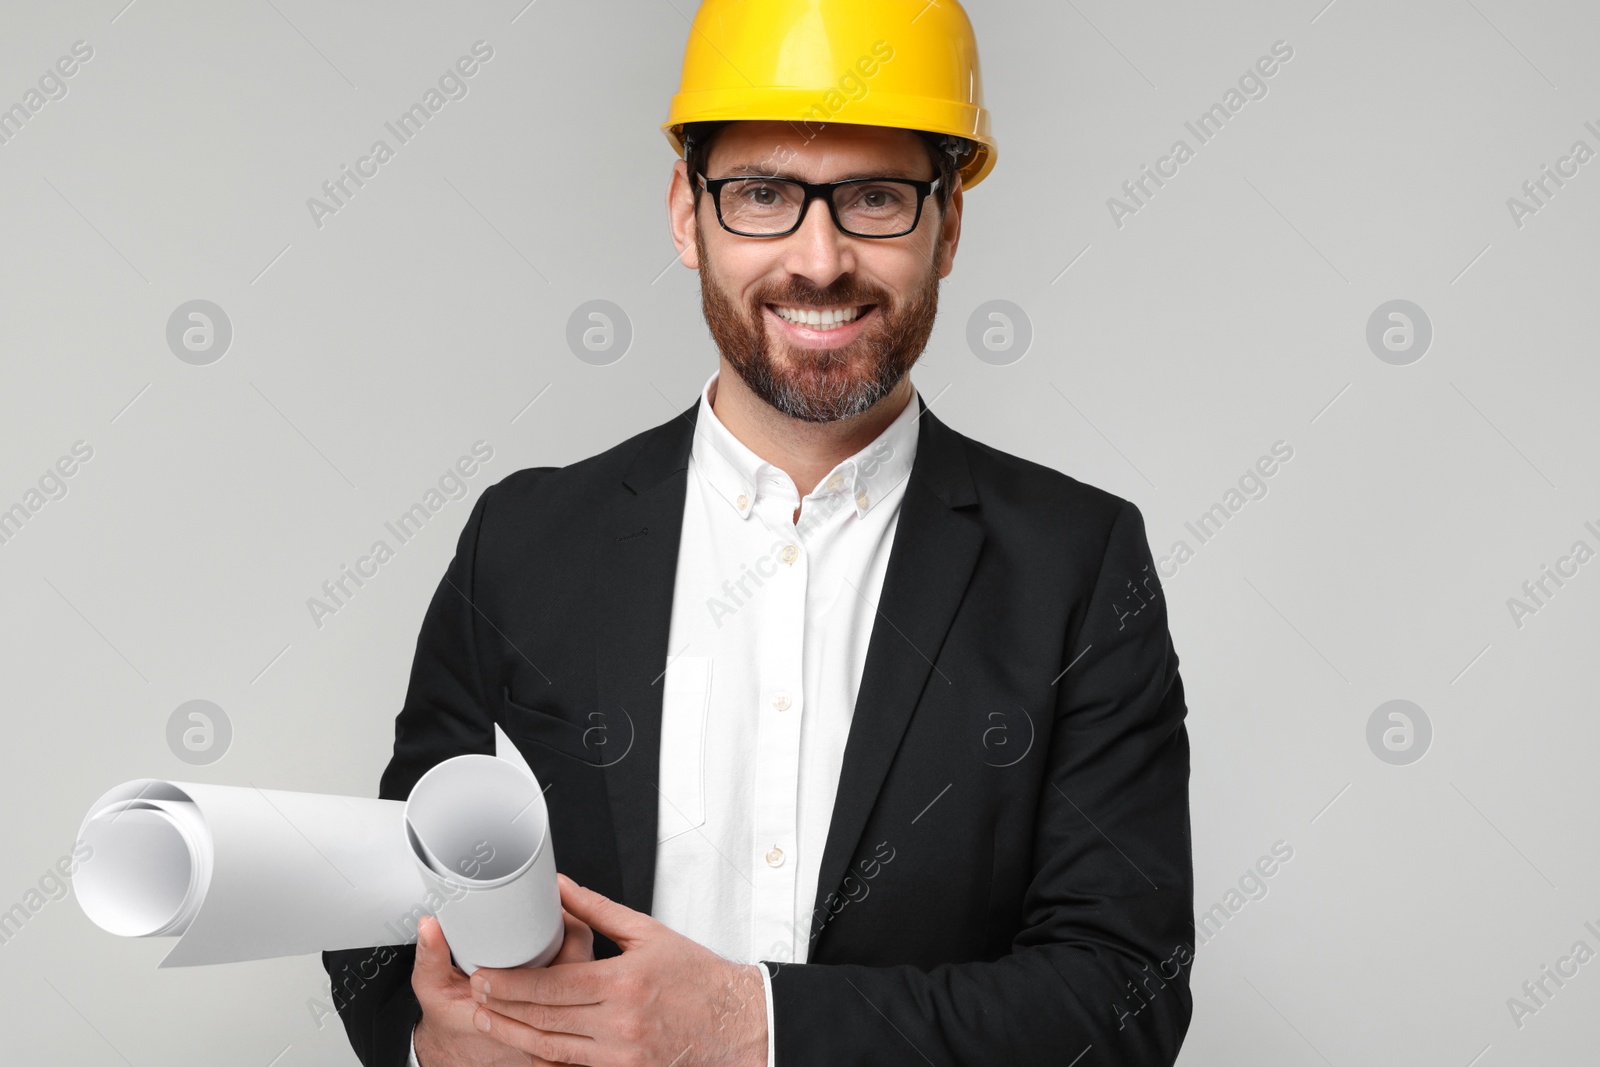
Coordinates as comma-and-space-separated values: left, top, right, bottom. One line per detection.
662, 0, 997, 190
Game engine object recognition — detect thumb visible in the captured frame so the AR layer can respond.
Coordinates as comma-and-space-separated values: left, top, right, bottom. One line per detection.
557, 872, 652, 947
412, 915, 461, 986
411, 916, 483, 1039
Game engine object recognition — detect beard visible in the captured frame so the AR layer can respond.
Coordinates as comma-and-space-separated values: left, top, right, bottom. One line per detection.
694, 219, 941, 423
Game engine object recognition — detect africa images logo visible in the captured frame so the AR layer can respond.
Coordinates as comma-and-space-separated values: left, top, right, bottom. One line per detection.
1106, 40, 1295, 229
306, 41, 495, 229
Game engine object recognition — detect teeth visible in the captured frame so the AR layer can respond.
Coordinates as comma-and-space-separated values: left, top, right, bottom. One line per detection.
772, 305, 865, 330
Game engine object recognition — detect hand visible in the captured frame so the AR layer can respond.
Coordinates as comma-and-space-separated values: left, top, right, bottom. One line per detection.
412, 900, 597, 1066
467, 873, 768, 1067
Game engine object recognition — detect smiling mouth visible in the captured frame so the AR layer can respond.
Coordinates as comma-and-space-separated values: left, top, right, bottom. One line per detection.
766, 303, 876, 331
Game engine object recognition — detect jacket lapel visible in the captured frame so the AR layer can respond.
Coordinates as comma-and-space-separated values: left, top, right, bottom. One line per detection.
805, 395, 982, 958
593, 399, 700, 917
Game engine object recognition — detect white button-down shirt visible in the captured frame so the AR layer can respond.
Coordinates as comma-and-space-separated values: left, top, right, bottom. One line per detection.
410, 369, 919, 1066
653, 369, 920, 1066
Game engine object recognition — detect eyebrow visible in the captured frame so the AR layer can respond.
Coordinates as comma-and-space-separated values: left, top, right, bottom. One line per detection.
717, 162, 927, 181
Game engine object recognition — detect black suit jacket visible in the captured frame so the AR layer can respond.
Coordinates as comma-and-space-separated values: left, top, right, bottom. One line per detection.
324, 393, 1194, 1066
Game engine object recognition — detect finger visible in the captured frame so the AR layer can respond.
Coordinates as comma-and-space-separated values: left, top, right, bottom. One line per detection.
474, 989, 604, 1041
555, 873, 652, 947
411, 917, 484, 1035
471, 958, 609, 1008
412, 916, 463, 988
553, 908, 593, 963
472, 1003, 599, 1066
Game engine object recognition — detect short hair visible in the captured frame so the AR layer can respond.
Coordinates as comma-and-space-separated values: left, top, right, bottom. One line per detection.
681, 120, 966, 217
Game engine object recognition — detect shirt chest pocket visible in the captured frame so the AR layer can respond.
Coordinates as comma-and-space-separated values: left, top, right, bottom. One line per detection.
656, 655, 711, 845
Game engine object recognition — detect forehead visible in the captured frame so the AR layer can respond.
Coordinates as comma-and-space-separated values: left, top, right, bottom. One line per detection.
705, 121, 930, 180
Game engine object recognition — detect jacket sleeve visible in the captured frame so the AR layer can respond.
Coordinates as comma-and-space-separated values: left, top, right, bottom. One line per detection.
760, 498, 1195, 1066
321, 482, 503, 1067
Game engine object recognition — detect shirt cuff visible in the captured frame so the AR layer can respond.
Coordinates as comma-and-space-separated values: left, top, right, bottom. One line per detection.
759, 962, 775, 1067
407, 1020, 421, 1067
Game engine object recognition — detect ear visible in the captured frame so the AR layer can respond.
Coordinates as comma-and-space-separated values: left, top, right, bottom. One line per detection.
667, 159, 701, 270
935, 173, 962, 279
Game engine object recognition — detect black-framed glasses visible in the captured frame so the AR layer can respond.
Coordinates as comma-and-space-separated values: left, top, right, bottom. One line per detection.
697, 172, 941, 239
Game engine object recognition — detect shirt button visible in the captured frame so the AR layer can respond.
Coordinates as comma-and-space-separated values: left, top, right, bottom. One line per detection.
856, 489, 870, 509
781, 544, 799, 564
765, 847, 785, 867
736, 493, 749, 510
826, 473, 844, 493
772, 694, 791, 711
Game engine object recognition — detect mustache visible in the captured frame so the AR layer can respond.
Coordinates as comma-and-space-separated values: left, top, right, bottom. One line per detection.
753, 280, 887, 310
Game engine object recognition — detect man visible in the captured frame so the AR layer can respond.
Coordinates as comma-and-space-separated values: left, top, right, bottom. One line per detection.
324, 2, 1194, 1064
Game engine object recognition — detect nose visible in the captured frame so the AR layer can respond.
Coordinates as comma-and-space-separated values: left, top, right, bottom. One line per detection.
779, 193, 854, 288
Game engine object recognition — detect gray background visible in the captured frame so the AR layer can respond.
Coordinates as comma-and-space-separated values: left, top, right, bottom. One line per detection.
1, 0, 1595, 1063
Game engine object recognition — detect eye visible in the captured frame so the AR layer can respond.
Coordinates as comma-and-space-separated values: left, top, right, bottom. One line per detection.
846, 183, 910, 212
733, 181, 795, 208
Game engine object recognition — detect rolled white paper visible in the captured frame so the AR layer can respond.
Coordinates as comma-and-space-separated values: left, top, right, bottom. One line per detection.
405, 754, 563, 975
73, 725, 562, 971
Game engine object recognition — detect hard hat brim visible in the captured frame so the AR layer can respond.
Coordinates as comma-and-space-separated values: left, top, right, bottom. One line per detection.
663, 88, 996, 190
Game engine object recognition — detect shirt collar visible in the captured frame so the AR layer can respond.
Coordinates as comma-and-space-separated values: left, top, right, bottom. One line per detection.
691, 370, 920, 521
